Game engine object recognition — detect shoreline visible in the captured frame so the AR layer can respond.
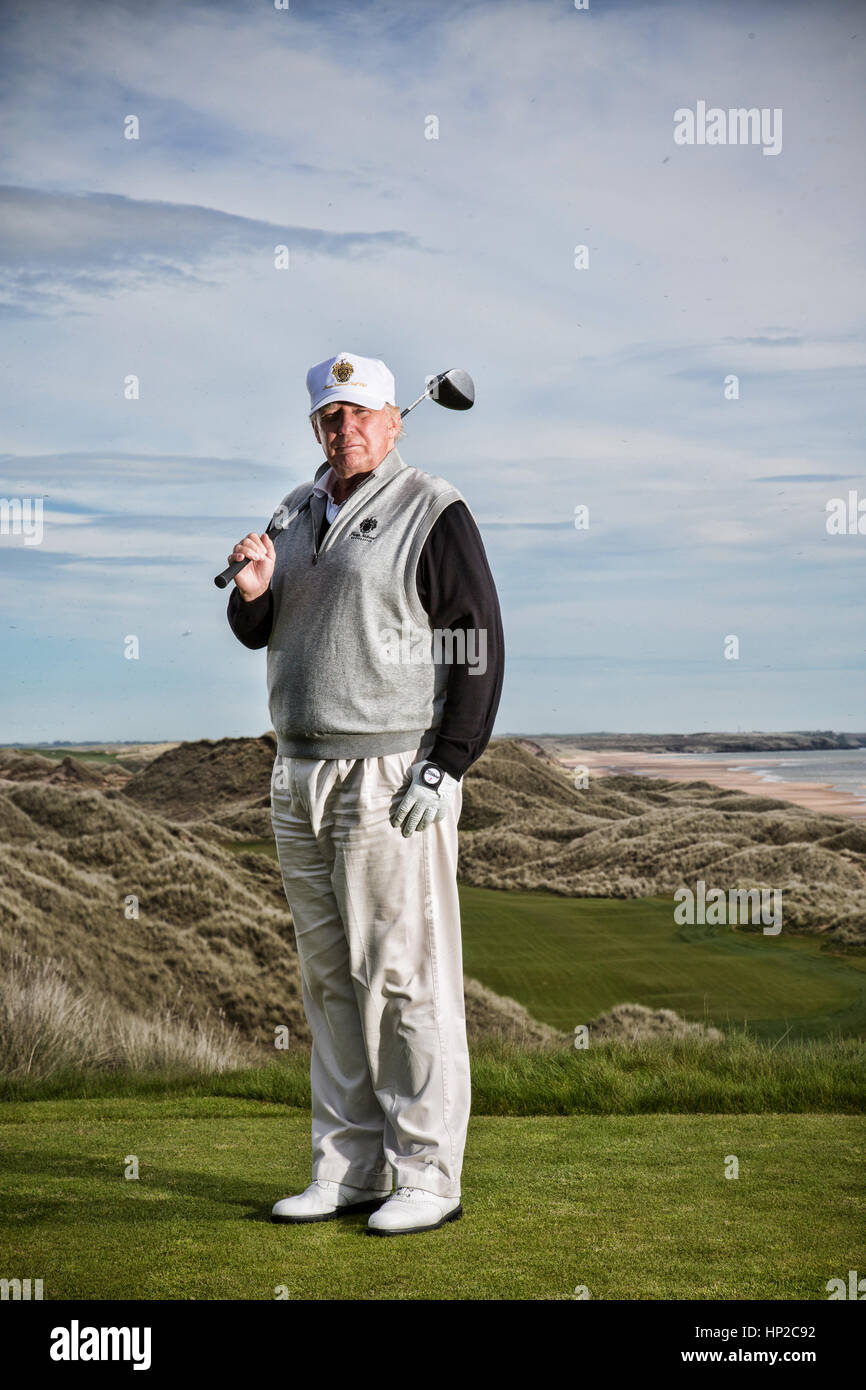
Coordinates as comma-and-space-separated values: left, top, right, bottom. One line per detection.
555, 749, 866, 822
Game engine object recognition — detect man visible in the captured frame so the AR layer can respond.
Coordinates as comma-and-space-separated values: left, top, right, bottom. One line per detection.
226, 351, 504, 1236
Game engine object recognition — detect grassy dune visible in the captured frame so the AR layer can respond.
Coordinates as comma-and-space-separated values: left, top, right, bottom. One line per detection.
0, 743, 566, 1054
0, 780, 311, 1044
458, 742, 866, 945
1, 734, 864, 1071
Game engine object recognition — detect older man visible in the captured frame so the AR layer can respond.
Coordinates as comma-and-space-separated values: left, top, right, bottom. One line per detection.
226, 352, 504, 1236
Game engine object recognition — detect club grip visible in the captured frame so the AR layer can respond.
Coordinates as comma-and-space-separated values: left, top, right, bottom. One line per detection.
214, 555, 249, 589
214, 497, 311, 590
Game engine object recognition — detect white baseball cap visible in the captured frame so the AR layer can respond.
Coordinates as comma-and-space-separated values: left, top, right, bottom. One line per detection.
306, 351, 397, 417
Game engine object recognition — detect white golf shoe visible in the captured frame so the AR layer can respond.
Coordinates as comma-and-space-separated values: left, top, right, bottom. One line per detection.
271, 1179, 390, 1224
365, 1186, 463, 1237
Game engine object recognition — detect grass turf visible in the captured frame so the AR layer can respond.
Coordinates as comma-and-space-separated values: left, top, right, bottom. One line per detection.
217, 868, 866, 1042
2, 1035, 864, 1113
457, 887, 866, 1041
0, 1098, 862, 1300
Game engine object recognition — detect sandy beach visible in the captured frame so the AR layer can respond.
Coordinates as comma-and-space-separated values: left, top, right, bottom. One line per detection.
555, 749, 866, 822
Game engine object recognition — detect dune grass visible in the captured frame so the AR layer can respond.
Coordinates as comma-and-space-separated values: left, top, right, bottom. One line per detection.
0, 953, 252, 1081
0, 1097, 861, 1300
2, 1034, 863, 1113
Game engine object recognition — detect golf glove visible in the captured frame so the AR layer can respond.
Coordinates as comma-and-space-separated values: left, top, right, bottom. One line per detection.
390, 760, 459, 837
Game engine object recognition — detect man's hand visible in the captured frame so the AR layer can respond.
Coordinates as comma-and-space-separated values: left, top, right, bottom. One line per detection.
390, 760, 459, 837
229, 531, 276, 601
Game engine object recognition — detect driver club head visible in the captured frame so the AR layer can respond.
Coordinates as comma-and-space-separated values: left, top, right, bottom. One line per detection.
430, 369, 475, 411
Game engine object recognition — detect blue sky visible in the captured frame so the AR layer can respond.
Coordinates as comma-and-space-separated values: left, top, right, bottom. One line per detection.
1, 0, 864, 743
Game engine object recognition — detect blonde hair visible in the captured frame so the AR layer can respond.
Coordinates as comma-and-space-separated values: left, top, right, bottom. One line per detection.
386, 402, 404, 440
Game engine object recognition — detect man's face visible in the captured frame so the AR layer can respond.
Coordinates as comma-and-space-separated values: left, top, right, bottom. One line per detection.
312, 401, 399, 478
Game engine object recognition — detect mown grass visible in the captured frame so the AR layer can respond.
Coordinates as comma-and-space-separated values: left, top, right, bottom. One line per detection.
220, 866, 866, 1040
457, 887, 866, 1040
2, 1034, 863, 1113
0, 1098, 861, 1299
10, 747, 122, 764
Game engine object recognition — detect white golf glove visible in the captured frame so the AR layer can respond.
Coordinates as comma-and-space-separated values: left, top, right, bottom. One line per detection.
390, 760, 459, 837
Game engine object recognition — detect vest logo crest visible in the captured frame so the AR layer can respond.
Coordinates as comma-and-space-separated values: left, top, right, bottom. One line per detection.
350, 516, 378, 543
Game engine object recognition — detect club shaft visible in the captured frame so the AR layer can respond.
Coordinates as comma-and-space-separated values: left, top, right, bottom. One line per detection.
400, 387, 431, 418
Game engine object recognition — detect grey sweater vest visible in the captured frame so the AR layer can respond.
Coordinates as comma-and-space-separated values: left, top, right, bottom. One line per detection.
266, 445, 464, 760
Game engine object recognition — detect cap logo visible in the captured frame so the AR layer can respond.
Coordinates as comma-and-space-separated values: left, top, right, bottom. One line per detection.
331, 358, 354, 383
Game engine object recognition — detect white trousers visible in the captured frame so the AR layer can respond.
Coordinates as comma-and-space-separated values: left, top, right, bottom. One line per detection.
270, 743, 471, 1199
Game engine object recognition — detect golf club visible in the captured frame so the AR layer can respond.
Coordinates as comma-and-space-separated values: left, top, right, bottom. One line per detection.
213, 368, 475, 588
400, 368, 474, 418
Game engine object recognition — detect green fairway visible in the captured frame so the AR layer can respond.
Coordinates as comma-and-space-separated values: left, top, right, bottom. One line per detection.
0, 1098, 862, 1300
10, 747, 123, 764
457, 886, 866, 1041
220, 852, 866, 1042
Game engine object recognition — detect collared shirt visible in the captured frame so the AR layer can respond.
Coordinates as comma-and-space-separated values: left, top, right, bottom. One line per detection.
311, 466, 345, 525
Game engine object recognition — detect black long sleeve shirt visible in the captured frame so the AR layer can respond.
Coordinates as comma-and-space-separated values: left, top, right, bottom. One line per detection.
227, 499, 504, 780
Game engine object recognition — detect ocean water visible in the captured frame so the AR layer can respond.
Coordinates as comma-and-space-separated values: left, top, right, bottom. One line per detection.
665, 749, 866, 803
